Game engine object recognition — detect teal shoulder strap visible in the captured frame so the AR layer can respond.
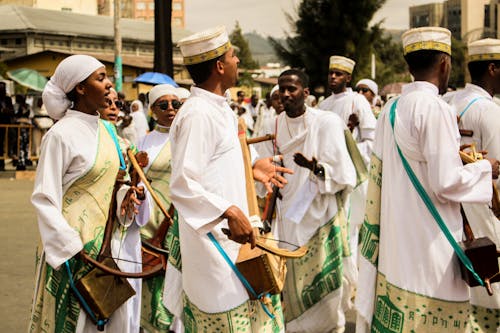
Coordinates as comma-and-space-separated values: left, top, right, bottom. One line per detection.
101, 120, 126, 170
458, 96, 486, 119
389, 99, 483, 286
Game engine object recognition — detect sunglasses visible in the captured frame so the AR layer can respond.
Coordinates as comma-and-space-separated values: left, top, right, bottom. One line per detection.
156, 100, 182, 110
106, 99, 124, 110
355, 87, 371, 93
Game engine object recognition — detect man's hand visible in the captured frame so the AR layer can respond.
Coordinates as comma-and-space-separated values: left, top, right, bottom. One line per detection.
293, 152, 316, 171
253, 156, 293, 193
120, 185, 144, 219
348, 113, 359, 132
222, 205, 255, 248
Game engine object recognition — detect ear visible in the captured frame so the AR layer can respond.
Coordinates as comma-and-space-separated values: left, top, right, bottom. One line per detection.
303, 87, 310, 98
346, 74, 352, 84
215, 59, 224, 76
487, 62, 497, 77
75, 83, 85, 96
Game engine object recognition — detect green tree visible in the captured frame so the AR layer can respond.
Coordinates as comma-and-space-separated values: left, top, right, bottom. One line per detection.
230, 21, 259, 69
270, 0, 386, 94
449, 36, 466, 88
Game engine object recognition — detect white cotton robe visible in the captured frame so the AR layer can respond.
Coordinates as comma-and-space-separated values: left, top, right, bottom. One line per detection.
31, 110, 143, 333
447, 83, 500, 312
271, 107, 357, 332
163, 86, 251, 315
356, 81, 493, 332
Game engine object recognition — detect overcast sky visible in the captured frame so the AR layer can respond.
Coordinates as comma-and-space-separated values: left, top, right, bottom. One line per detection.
185, 0, 446, 37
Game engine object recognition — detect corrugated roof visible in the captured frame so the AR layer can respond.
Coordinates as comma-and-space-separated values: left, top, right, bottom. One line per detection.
0, 5, 191, 42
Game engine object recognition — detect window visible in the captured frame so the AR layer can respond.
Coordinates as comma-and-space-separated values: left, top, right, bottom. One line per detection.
136, 2, 146, 10
15, 38, 22, 45
148, 2, 154, 10
61, 7, 72, 12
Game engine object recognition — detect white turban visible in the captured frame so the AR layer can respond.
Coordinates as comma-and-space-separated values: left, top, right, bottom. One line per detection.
270, 84, 279, 96
175, 87, 191, 100
148, 84, 178, 106
42, 55, 104, 120
355, 78, 378, 96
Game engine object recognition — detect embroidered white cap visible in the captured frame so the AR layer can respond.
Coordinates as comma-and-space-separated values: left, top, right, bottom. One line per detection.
468, 38, 500, 62
177, 26, 232, 65
149, 84, 178, 106
329, 56, 356, 74
402, 27, 451, 55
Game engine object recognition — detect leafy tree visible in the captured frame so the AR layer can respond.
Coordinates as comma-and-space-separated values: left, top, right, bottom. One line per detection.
230, 21, 259, 69
270, 0, 387, 94
449, 36, 466, 88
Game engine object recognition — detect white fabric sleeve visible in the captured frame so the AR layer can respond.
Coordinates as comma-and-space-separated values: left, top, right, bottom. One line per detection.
31, 133, 83, 269
315, 116, 357, 195
134, 180, 152, 227
170, 111, 232, 232
356, 96, 377, 164
422, 104, 492, 204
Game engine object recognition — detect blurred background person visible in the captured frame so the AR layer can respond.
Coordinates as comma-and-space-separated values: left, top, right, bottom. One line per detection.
355, 78, 382, 118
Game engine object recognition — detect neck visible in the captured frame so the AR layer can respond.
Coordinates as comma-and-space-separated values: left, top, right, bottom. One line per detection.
198, 78, 228, 97
73, 101, 98, 116
472, 79, 495, 97
286, 105, 306, 118
412, 74, 440, 92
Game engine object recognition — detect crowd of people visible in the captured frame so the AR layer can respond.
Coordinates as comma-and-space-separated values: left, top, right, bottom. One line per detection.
26, 24, 500, 333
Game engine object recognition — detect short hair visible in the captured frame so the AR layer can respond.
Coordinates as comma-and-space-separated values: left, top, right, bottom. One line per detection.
237, 90, 245, 97
404, 50, 445, 73
185, 55, 224, 85
468, 60, 500, 82
278, 69, 309, 88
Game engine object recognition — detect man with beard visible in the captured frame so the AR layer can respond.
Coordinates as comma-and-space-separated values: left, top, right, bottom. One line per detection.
262, 69, 364, 332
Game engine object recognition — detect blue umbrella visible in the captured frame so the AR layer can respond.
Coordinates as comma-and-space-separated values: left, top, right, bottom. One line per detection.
134, 72, 178, 87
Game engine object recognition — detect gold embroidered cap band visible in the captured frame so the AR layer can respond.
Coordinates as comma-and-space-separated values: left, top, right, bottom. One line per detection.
329, 55, 355, 74
468, 38, 500, 62
402, 26, 452, 55
177, 25, 232, 65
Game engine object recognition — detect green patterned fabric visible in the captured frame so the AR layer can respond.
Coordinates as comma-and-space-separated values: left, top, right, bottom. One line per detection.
469, 305, 500, 333
344, 129, 368, 187
283, 194, 347, 322
140, 139, 175, 332
29, 121, 120, 333
182, 293, 284, 333
359, 154, 382, 266
372, 272, 471, 333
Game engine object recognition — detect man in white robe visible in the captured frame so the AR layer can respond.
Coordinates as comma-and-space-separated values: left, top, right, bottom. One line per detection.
447, 38, 500, 332
164, 26, 291, 332
356, 27, 499, 333
265, 69, 360, 332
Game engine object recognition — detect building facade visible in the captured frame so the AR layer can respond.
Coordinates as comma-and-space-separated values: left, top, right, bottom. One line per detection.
409, 0, 497, 43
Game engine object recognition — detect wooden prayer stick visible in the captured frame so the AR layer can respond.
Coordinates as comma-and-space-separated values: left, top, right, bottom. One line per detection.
246, 134, 275, 145
459, 129, 474, 137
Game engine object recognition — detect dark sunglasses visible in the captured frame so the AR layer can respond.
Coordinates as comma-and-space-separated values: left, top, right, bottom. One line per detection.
157, 100, 182, 110
106, 99, 124, 110
355, 87, 371, 93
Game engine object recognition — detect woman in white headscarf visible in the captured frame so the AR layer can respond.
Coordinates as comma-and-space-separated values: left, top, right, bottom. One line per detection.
29, 55, 144, 333
135, 84, 182, 333
130, 99, 149, 141
355, 78, 383, 118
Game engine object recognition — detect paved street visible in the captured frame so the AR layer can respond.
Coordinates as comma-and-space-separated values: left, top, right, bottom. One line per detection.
0, 177, 357, 332
0, 178, 38, 332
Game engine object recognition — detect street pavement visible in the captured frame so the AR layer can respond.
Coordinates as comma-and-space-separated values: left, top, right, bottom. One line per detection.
0, 177, 356, 332
0, 178, 38, 332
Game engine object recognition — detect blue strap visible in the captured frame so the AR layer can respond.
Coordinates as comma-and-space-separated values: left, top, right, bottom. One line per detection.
102, 120, 126, 170
65, 261, 108, 327
459, 96, 486, 119
207, 232, 275, 319
389, 99, 484, 286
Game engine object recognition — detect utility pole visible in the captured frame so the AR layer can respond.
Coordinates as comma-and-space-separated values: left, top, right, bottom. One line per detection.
154, 0, 173, 76
114, 0, 123, 91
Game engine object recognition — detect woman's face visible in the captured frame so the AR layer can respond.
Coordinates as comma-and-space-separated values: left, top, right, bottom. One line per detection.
80, 67, 112, 111
152, 94, 181, 127
100, 90, 120, 123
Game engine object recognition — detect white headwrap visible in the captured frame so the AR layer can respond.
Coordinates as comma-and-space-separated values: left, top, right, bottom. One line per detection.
42, 55, 104, 120
148, 84, 178, 106
175, 87, 191, 100
270, 84, 279, 96
130, 100, 144, 113
356, 78, 378, 96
